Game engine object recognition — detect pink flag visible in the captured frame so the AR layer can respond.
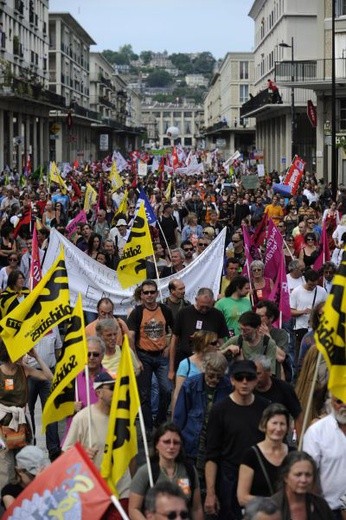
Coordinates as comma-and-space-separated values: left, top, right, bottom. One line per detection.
269, 252, 291, 324
264, 219, 284, 279
66, 210, 87, 239
242, 224, 261, 274
29, 227, 42, 291
313, 222, 331, 271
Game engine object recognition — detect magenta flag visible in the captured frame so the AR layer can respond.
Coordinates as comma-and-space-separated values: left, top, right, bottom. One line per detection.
264, 219, 284, 279
66, 210, 87, 238
313, 222, 331, 270
269, 252, 291, 324
241, 224, 261, 276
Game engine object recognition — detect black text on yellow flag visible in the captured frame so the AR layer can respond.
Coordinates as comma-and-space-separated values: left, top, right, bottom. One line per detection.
0, 249, 71, 362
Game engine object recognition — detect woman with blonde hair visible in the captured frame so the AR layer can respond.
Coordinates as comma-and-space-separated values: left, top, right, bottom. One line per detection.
171, 330, 219, 412
181, 213, 204, 246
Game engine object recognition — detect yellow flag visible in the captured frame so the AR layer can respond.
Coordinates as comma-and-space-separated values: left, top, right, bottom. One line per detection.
117, 201, 154, 289
109, 161, 124, 192
164, 180, 172, 201
101, 334, 140, 496
315, 250, 346, 403
0, 249, 71, 362
83, 182, 97, 212
35, 217, 43, 231
42, 293, 87, 431
112, 190, 129, 226
50, 161, 68, 194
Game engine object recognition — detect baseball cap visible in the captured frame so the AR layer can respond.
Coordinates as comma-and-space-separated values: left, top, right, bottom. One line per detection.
93, 372, 115, 390
230, 360, 257, 377
15, 446, 49, 476
203, 227, 215, 239
116, 219, 127, 227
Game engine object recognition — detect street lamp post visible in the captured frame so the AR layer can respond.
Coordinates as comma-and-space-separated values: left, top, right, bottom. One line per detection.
279, 37, 295, 159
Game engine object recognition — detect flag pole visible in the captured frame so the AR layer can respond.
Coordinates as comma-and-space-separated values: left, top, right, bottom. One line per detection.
156, 220, 172, 261
138, 407, 154, 487
110, 495, 130, 520
298, 350, 322, 450
84, 363, 93, 449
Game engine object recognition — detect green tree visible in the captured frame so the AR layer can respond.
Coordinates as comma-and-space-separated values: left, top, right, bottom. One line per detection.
146, 69, 173, 87
170, 53, 193, 74
192, 52, 216, 75
140, 50, 153, 65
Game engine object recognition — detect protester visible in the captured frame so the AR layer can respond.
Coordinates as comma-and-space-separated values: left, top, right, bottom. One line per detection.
143, 481, 189, 520
270, 451, 334, 519
237, 403, 290, 506
1, 446, 49, 510
215, 275, 252, 336
129, 422, 203, 520
204, 360, 269, 520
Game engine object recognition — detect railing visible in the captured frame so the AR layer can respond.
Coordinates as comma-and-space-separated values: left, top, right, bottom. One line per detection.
204, 120, 229, 134
0, 77, 66, 108
70, 101, 101, 121
99, 74, 113, 89
240, 89, 272, 117
99, 96, 115, 109
275, 58, 346, 83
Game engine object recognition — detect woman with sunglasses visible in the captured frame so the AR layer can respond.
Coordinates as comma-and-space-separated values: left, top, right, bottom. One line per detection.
250, 260, 274, 306
129, 423, 203, 520
171, 331, 220, 413
237, 403, 291, 507
298, 233, 319, 269
0, 253, 19, 291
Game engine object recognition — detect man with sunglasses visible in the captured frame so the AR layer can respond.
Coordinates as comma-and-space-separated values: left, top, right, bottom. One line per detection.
127, 280, 173, 435
62, 371, 132, 513
303, 394, 346, 518
144, 481, 189, 520
205, 360, 269, 520
180, 241, 194, 266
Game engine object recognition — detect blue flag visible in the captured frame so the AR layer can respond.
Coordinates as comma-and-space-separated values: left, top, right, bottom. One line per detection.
137, 188, 157, 225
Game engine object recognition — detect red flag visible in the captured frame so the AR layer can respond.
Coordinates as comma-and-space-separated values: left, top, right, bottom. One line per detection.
13, 207, 32, 238
3, 443, 111, 520
283, 156, 305, 195
29, 227, 42, 290
73, 159, 79, 169
252, 213, 268, 247
172, 146, 179, 170
157, 169, 164, 190
69, 176, 82, 199
313, 222, 331, 270
97, 179, 106, 211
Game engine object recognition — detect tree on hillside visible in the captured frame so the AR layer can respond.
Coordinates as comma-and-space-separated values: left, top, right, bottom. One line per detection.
146, 69, 173, 87
140, 50, 153, 65
102, 44, 138, 65
170, 53, 193, 74
192, 52, 216, 75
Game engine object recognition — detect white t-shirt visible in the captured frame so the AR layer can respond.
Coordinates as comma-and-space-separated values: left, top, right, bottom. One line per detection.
287, 274, 305, 294
290, 284, 327, 329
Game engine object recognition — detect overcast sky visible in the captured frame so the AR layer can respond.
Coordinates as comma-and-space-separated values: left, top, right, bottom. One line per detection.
49, 0, 255, 59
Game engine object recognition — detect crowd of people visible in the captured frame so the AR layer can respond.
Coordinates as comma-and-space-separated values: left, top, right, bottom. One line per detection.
0, 152, 345, 519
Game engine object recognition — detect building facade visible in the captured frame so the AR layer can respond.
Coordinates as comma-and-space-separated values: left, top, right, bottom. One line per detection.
203, 52, 256, 158
141, 101, 203, 148
0, 0, 65, 171
241, 0, 320, 173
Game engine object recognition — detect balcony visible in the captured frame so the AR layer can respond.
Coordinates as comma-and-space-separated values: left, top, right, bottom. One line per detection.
70, 101, 101, 121
14, 0, 24, 15
0, 77, 66, 108
275, 59, 346, 91
99, 74, 113, 89
99, 96, 115, 109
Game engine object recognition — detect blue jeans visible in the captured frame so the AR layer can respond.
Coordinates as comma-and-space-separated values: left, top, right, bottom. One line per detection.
27, 376, 60, 457
136, 350, 172, 431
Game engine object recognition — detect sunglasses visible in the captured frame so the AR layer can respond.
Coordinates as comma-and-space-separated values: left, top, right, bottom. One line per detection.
209, 340, 219, 346
102, 384, 115, 391
233, 373, 257, 382
252, 268, 262, 272
156, 510, 189, 520
161, 439, 181, 446
335, 398, 345, 405
142, 290, 156, 295
183, 248, 193, 252
88, 352, 100, 358
198, 243, 208, 247
9, 258, 18, 261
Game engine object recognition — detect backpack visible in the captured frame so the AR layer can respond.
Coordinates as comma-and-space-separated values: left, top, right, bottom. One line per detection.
151, 460, 196, 506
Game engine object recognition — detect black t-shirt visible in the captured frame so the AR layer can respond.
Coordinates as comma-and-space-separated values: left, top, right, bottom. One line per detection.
241, 445, 284, 496
173, 305, 229, 355
254, 376, 302, 419
206, 395, 270, 467
159, 215, 178, 246
1, 482, 23, 508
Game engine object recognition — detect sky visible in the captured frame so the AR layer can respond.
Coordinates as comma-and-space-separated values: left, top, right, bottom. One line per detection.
49, 0, 255, 60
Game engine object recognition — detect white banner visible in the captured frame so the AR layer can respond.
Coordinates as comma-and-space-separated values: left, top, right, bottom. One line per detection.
43, 228, 226, 316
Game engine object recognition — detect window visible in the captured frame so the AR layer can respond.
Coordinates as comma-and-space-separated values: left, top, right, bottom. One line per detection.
336, 0, 346, 16
340, 99, 346, 130
240, 61, 249, 80
184, 111, 192, 117
240, 84, 249, 104
184, 137, 192, 146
